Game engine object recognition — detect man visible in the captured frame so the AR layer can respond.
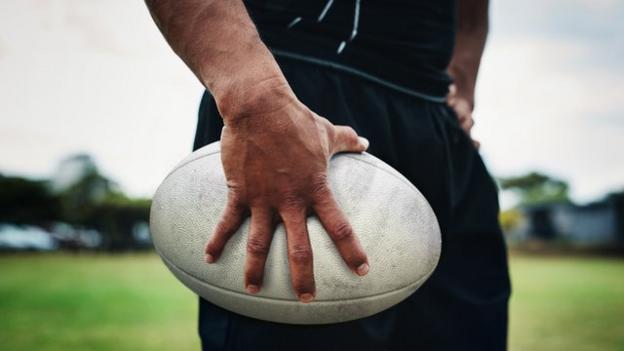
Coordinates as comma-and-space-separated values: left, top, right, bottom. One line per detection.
145, 0, 510, 350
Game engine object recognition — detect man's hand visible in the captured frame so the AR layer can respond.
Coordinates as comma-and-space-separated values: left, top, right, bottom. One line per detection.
145, 0, 369, 302
446, 84, 480, 148
204, 82, 370, 303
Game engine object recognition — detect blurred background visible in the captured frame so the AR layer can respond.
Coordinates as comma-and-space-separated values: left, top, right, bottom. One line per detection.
1, 0, 623, 350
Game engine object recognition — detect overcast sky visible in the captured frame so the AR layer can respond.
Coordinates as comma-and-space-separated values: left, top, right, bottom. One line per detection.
1, 0, 622, 208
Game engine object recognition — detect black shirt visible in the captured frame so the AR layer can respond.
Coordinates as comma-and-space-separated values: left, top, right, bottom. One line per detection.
245, 0, 457, 101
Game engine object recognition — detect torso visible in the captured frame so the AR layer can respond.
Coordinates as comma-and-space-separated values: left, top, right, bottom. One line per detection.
245, 0, 457, 100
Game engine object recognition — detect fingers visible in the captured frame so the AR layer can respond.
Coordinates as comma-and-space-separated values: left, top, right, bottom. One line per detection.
244, 207, 276, 294
279, 206, 316, 303
457, 113, 480, 148
446, 84, 457, 105
460, 113, 475, 135
455, 112, 479, 149
447, 93, 474, 135
205, 195, 246, 263
331, 125, 369, 154
448, 83, 457, 97
312, 185, 369, 277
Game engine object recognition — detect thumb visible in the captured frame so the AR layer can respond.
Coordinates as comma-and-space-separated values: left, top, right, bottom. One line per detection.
331, 125, 369, 154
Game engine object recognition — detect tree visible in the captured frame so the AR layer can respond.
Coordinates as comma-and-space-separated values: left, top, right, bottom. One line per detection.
51, 154, 152, 251
0, 174, 60, 224
50, 154, 116, 225
499, 172, 570, 207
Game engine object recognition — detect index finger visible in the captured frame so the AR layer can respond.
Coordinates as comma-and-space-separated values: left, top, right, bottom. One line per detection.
204, 196, 246, 263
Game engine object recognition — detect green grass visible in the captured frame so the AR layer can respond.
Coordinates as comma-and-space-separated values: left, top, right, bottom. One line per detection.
0, 253, 623, 351
509, 255, 624, 351
0, 254, 198, 351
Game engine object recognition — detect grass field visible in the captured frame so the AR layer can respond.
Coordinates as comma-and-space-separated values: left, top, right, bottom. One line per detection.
1, 253, 623, 351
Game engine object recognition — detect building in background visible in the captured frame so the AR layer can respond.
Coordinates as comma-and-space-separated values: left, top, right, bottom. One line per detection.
508, 192, 624, 247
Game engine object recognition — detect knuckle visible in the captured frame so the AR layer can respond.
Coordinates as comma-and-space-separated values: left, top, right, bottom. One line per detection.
315, 115, 334, 136
316, 115, 331, 126
341, 125, 356, 135
289, 244, 312, 265
342, 127, 359, 143
215, 219, 234, 236
309, 173, 330, 197
246, 237, 270, 256
280, 192, 305, 209
332, 221, 354, 242
226, 181, 242, 197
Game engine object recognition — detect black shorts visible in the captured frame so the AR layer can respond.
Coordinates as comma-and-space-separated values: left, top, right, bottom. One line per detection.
193, 56, 511, 351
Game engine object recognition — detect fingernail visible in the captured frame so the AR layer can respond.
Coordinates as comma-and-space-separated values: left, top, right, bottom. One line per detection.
358, 136, 369, 150
298, 293, 315, 303
356, 263, 369, 276
246, 285, 260, 294
205, 254, 215, 263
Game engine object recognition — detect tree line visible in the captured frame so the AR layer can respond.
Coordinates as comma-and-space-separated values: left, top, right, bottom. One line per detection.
0, 154, 151, 251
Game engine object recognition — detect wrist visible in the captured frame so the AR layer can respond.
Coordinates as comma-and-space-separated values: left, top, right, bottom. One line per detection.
204, 40, 297, 123
216, 74, 298, 124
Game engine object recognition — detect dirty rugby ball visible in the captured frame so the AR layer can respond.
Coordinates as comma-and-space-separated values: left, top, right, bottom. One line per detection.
150, 141, 441, 324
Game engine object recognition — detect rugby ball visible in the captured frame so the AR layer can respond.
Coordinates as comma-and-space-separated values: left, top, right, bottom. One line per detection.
150, 141, 441, 324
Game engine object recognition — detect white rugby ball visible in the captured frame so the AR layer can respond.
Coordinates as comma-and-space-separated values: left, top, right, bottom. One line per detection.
150, 141, 441, 324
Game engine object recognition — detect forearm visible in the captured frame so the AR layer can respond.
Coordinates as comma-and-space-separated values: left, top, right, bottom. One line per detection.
145, 0, 293, 121
447, 0, 489, 108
